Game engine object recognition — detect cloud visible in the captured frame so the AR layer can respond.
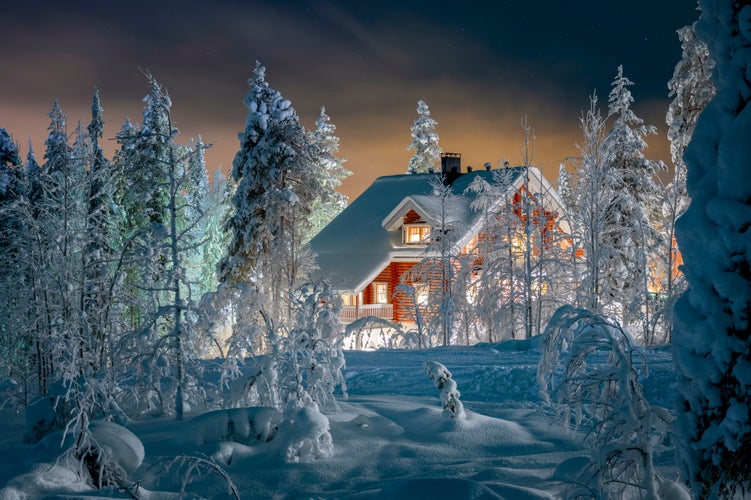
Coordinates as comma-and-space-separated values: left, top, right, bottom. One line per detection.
0, 1, 682, 202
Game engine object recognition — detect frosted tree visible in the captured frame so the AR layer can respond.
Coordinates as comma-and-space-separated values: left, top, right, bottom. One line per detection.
466, 128, 568, 342
565, 89, 656, 333
603, 67, 664, 336
538, 306, 671, 499
673, 1, 751, 496
277, 281, 347, 409
120, 76, 211, 420
667, 22, 715, 201
567, 94, 618, 315
467, 168, 523, 340
0, 129, 25, 387
113, 77, 177, 332
406, 100, 442, 174
513, 119, 568, 339
424, 361, 464, 419
82, 87, 117, 369
307, 106, 351, 240
183, 135, 222, 300
467, 170, 514, 343
653, 22, 716, 343
217, 63, 328, 415
397, 177, 462, 346
219, 62, 320, 321
0, 129, 23, 264
0, 128, 21, 202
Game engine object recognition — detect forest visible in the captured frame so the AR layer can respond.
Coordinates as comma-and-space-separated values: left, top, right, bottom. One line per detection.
0, 1, 750, 498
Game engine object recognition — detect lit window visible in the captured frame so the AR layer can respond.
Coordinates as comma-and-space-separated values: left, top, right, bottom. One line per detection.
405, 225, 430, 244
374, 283, 389, 304
463, 235, 478, 254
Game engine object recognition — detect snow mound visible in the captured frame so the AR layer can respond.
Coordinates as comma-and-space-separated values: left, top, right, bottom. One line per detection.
182, 406, 282, 446
0, 462, 91, 498
89, 420, 145, 477
278, 404, 333, 462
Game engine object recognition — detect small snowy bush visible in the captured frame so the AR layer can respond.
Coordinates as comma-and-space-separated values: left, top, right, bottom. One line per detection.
71, 420, 144, 489
183, 406, 282, 446
424, 361, 465, 419
537, 305, 670, 499
278, 403, 333, 462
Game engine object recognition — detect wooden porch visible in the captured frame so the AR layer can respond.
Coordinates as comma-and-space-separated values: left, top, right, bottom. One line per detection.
340, 303, 394, 322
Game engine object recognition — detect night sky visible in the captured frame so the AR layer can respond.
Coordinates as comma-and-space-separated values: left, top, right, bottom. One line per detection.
3, 1, 700, 199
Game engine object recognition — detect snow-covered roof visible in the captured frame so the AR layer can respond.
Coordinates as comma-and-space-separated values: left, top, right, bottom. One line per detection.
310, 168, 528, 294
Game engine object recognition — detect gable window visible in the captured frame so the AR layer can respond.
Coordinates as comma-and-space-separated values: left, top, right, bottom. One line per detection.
404, 224, 431, 245
374, 282, 389, 304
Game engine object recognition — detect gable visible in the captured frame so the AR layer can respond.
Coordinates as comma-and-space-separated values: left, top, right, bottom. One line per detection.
309, 167, 564, 294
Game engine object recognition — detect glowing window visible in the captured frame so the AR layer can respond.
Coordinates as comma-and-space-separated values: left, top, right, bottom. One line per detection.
374, 283, 389, 304
405, 225, 430, 244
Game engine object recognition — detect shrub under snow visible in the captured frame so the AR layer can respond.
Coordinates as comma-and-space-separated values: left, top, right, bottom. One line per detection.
182, 406, 282, 446
424, 361, 465, 419
537, 305, 670, 499
278, 403, 333, 462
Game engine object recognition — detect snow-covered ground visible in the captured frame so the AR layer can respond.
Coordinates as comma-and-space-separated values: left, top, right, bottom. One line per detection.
0, 341, 679, 499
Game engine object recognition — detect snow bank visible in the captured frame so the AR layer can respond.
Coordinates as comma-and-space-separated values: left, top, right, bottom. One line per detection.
278, 404, 333, 462
88, 420, 145, 478
182, 406, 282, 446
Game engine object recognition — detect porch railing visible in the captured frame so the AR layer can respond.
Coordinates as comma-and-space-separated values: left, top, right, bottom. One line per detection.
341, 303, 393, 321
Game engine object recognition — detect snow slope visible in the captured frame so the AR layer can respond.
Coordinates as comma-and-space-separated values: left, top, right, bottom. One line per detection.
0, 342, 679, 499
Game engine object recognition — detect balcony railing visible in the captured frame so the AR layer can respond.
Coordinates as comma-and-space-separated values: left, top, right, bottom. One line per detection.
341, 303, 393, 322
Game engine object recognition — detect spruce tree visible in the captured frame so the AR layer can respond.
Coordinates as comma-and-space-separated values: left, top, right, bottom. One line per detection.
406, 100, 442, 174
673, 1, 751, 496
307, 106, 350, 239
219, 62, 320, 304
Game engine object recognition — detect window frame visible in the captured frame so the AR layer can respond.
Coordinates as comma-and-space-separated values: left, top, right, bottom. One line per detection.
403, 224, 431, 245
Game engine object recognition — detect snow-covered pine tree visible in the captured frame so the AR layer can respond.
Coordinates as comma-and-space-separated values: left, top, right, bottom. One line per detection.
0, 129, 26, 390
219, 62, 320, 319
112, 77, 177, 333
0, 128, 21, 203
307, 107, 351, 240
653, 22, 716, 344
37, 101, 80, 391
83, 87, 117, 371
673, 1, 751, 496
406, 100, 442, 175
603, 67, 664, 337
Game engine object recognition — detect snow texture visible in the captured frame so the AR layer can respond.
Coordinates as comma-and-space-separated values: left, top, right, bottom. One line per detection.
0, 342, 682, 498
673, 1, 751, 496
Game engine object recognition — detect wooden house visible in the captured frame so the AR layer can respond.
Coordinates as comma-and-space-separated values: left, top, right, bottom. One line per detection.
309, 154, 566, 325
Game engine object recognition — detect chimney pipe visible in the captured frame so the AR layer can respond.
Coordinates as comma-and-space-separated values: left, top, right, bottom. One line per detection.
440, 153, 462, 185
484, 162, 492, 171
467, 165, 473, 173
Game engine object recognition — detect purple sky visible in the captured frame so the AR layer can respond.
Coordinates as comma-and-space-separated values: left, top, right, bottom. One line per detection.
2, 1, 699, 199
